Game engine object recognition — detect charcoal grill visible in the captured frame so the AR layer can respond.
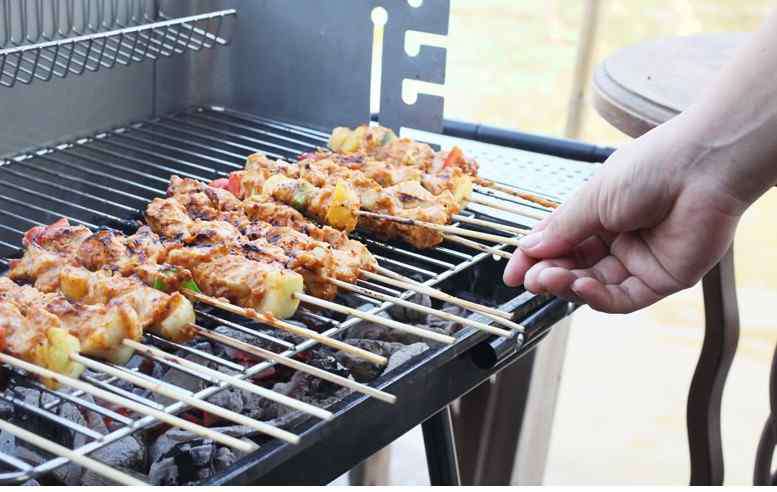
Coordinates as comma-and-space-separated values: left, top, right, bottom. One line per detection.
0, 0, 609, 486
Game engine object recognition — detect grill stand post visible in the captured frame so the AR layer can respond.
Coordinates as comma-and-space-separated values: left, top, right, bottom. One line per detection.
687, 246, 739, 485
422, 405, 462, 485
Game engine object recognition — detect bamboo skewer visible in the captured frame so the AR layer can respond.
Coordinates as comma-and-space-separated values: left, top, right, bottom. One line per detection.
476, 183, 560, 209
452, 214, 528, 236
326, 277, 513, 338
197, 326, 396, 404
0, 418, 148, 486
123, 339, 334, 421
182, 289, 387, 366
0, 352, 255, 454
71, 353, 301, 444
468, 195, 547, 221
445, 235, 513, 260
294, 292, 456, 345
373, 266, 514, 318
363, 269, 525, 333
357, 211, 523, 247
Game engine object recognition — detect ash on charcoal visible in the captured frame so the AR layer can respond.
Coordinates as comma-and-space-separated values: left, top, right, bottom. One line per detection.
426, 303, 470, 335
335, 339, 404, 382
21, 479, 40, 486
387, 292, 432, 324
80, 436, 144, 486
212, 325, 299, 358
12, 389, 139, 485
149, 426, 252, 485
385, 343, 429, 373
262, 360, 350, 422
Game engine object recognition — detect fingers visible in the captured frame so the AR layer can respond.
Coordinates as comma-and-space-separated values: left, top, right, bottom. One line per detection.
570, 276, 661, 314
518, 178, 604, 259
502, 249, 538, 287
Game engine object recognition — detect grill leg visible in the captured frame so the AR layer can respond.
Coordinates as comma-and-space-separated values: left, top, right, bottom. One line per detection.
687, 246, 739, 485
422, 406, 461, 485
753, 337, 777, 484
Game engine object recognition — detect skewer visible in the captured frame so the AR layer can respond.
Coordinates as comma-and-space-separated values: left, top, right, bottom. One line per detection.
357, 211, 523, 246
123, 339, 334, 421
475, 183, 560, 209
71, 353, 301, 445
452, 214, 528, 236
468, 195, 548, 221
373, 266, 514, 319
182, 289, 387, 366
445, 235, 513, 260
0, 419, 147, 486
363, 269, 525, 333
196, 326, 397, 404
294, 292, 457, 345
0, 352, 255, 453
326, 277, 513, 337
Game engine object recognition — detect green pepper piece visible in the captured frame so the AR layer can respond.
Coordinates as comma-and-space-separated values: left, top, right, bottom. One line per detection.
182, 279, 202, 293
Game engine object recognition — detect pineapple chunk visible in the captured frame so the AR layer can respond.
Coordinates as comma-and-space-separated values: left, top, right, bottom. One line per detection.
153, 293, 196, 343
452, 175, 474, 205
325, 181, 359, 232
42, 327, 85, 388
257, 270, 303, 319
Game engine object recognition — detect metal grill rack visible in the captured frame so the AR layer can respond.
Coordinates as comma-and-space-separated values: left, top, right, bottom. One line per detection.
0, 0, 236, 87
0, 106, 544, 484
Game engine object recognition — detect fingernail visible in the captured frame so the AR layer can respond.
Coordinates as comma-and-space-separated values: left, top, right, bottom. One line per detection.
519, 231, 543, 250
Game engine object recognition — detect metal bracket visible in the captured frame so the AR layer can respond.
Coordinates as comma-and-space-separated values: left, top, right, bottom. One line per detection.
377, 0, 449, 133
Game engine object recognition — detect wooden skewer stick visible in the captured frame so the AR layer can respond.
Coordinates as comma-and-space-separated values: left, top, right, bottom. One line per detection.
123, 339, 333, 421
357, 211, 523, 247
468, 195, 547, 221
475, 182, 560, 209
294, 292, 456, 345
445, 234, 513, 260
0, 419, 148, 486
71, 353, 301, 445
362, 269, 525, 333
182, 289, 387, 366
197, 326, 397, 404
326, 277, 513, 337
452, 214, 528, 236
373, 266, 514, 319
0, 352, 254, 454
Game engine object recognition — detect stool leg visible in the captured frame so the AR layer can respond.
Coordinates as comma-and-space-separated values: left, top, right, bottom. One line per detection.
422, 406, 461, 485
348, 446, 392, 485
687, 246, 739, 485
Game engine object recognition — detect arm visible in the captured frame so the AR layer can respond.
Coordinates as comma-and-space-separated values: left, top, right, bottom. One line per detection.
503, 10, 777, 313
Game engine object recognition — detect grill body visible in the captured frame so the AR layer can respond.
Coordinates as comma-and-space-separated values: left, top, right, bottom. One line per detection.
0, 1, 592, 485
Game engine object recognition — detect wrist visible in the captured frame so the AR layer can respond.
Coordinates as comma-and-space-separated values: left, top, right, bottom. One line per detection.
673, 105, 777, 208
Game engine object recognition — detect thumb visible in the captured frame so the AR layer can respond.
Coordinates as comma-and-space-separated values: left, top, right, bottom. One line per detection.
519, 179, 604, 259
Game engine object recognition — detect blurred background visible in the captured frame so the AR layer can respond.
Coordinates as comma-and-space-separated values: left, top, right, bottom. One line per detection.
336, 0, 777, 485
446, 0, 777, 484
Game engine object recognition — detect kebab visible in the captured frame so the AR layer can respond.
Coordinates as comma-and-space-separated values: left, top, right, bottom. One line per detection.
8, 222, 392, 407
11, 218, 395, 364
215, 154, 460, 249
160, 176, 521, 337
328, 124, 559, 209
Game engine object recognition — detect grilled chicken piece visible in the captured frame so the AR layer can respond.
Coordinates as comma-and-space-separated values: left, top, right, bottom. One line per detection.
0, 298, 84, 388
58, 266, 195, 343
166, 250, 303, 318
329, 124, 479, 176
0, 277, 141, 365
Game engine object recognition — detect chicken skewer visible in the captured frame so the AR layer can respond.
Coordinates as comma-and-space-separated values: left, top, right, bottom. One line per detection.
328, 124, 559, 209
13, 219, 386, 365
145, 194, 458, 344
0, 276, 330, 424
165, 176, 523, 334
158, 179, 516, 337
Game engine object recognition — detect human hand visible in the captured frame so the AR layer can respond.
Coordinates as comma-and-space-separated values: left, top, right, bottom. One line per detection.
502, 117, 749, 313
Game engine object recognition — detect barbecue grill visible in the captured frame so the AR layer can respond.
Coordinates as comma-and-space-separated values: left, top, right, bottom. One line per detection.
0, 0, 725, 486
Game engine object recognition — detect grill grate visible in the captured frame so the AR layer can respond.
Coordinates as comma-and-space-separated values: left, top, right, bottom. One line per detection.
0, 107, 531, 484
